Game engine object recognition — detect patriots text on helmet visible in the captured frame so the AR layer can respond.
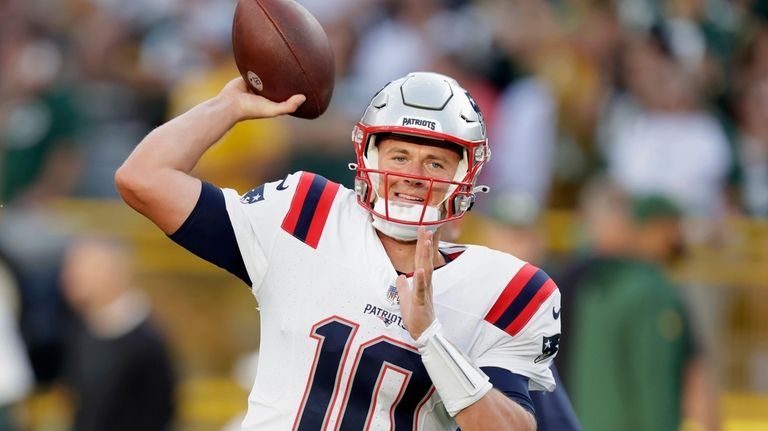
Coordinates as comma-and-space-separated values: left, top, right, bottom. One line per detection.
401, 117, 437, 130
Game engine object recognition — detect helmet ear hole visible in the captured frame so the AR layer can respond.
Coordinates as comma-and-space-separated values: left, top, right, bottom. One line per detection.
452, 194, 474, 216
354, 178, 372, 204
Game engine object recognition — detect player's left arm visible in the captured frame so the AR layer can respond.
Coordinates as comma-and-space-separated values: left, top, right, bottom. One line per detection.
454, 389, 536, 430
395, 228, 537, 431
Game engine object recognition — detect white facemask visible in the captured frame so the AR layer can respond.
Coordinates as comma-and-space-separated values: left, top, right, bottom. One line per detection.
370, 199, 442, 241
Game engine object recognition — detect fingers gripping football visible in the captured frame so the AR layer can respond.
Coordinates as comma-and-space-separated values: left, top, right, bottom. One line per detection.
220, 77, 306, 121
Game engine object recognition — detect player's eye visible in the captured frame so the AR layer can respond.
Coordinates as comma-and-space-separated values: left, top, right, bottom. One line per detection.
428, 161, 445, 170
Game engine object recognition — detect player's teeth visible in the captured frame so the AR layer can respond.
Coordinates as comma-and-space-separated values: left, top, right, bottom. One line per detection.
397, 193, 422, 202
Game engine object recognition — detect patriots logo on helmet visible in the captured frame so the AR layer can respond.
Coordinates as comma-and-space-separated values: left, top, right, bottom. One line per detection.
464, 91, 486, 136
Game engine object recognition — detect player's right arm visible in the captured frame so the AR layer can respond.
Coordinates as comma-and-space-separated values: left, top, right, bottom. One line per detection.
115, 78, 305, 234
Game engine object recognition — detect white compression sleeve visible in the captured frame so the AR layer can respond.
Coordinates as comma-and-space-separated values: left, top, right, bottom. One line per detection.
415, 320, 493, 416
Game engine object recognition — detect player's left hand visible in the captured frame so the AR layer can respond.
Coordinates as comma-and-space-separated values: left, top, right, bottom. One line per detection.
396, 227, 437, 340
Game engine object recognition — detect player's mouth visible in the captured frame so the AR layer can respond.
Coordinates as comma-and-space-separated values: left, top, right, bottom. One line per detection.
392, 192, 425, 203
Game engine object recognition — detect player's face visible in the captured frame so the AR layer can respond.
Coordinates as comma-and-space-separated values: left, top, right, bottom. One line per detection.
376, 137, 462, 207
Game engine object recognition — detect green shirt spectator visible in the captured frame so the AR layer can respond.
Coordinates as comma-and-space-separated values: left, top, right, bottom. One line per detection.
566, 257, 697, 431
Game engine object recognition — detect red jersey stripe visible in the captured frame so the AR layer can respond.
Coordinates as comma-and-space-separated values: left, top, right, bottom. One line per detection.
484, 263, 538, 324
304, 181, 340, 248
281, 172, 315, 233
503, 278, 557, 337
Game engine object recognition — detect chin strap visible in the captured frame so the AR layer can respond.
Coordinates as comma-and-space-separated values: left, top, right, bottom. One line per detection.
415, 320, 493, 416
371, 216, 440, 241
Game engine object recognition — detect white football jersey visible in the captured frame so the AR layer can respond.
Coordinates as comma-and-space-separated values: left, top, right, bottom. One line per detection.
221, 171, 561, 431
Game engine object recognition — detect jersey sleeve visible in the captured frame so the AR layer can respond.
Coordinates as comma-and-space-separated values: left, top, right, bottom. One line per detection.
221, 171, 340, 292
475, 264, 562, 392
218, 171, 304, 290
169, 181, 251, 285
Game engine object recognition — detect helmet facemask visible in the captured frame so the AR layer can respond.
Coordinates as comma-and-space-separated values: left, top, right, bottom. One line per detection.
351, 72, 490, 241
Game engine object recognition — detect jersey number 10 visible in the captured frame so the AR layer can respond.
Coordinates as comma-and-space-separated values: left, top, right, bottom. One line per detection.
293, 316, 435, 430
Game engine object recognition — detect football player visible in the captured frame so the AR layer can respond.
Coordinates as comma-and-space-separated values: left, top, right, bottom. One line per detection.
116, 72, 562, 430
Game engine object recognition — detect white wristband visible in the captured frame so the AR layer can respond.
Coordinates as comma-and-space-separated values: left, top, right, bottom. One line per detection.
415, 320, 492, 416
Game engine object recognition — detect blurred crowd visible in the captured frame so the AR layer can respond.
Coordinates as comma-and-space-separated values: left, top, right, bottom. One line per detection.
2, 0, 768, 430
2, 0, 768, 219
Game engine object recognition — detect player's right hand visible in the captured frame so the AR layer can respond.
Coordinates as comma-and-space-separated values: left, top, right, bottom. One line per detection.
219, 77, 306, 121
396, 227, 437, 341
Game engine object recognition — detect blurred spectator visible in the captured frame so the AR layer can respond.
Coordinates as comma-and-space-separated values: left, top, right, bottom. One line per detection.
483, 76, 557, 224
60, 235, 176, 431
548, 1, 624, 206
478, 0, 559, 221
630, 194, 720, 431
0, 14, 81, 379
0, 18, 81, 204
555, 180, 717, 431
0, 252, 34, 431
599, 31, 732, 219
732, 22, 768, 217
733, 78, 768, 217
0, 211, 73, 386
0, 20, 82, 378
349, 0, 441, 94
425, 2, 497, 123
70, 5, 168, 198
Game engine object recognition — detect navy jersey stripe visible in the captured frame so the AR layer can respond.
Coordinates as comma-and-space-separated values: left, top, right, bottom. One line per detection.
493, 269, 549, 330
481, 367, 534, 416
293, 175, 328, 242
169, 181, 251, 285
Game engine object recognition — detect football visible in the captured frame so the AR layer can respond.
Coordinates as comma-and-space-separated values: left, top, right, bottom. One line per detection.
232, 0, 335, 119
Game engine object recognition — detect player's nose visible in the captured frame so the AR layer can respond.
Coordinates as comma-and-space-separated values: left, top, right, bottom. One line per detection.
401, 164, 426, 186
403, 175, 425, 187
